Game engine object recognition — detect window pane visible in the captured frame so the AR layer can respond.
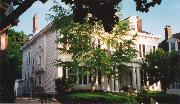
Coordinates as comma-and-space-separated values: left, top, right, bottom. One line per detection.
83, 74, 87, 85
171, 43, 175, 50
139, 44, 142, 57
178, 42, 180, 51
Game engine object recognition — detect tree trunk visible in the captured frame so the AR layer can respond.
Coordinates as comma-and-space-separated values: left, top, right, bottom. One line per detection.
161, 79, 168, 93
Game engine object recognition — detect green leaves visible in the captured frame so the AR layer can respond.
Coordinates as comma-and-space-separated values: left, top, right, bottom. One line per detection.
50, 4, 136, 80
142, 49, 180, 91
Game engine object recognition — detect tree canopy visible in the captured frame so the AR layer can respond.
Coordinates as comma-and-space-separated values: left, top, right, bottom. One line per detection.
49, 5, 137, 90
0, 29, 27, 102
142, 49, 180, 92
59, 0, 162, 32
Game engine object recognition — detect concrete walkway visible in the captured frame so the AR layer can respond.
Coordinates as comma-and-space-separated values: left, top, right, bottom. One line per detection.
15, 97, 61, 104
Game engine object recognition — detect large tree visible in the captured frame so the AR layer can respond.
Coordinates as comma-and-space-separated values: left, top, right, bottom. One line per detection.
59, 0, 162, 32
0, 29, 27, 102
142, 49, 180, 93
49, 5, 136, 91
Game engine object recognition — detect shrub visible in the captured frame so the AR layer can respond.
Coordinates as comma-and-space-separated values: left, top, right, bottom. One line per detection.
148, 92, 180, 103
65, 92, 138, 104
120, 86, 130, 92
55, 77, 73, 99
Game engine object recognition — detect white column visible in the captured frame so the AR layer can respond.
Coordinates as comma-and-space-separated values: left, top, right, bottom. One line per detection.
169, 43, 171, 52
175, 41, 178, 51
114, 69, 119, 92
136, 67, 141, 90
111, 76, 114, 92
104, 76, 108, 92
95, 70, 98, 85
115, 77, 119, 92
132, 67, 137, 89
76, 69, 79, 85
101, 73, 105, 91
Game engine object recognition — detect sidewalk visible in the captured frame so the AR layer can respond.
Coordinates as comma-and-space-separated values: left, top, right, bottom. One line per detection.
15, 97, 61, 104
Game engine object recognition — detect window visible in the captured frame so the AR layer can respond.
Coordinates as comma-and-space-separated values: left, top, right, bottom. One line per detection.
178, 42, 180, 51
142, 44, 145, 57
153, 46, 156, 51
38, 55, 41, 65
25, 74, 26, 81
32, 58, 35, 70
83, 75, 87, 85
79, 74, 82, 84
78, 68, 89, 85
28, 52, 31, 64
171, 43, 175, 51
39, 76, 41, 86
62, 65, 66, 78
98, 70, 102, 85
139, 44, 142, 57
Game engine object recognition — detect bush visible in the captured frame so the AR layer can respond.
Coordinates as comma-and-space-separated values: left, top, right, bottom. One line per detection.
55, 77, 73, 99
148, 92, 180, 103
65, 92, 138, 104
136, 91, 180, 104
120, 86, 130, 92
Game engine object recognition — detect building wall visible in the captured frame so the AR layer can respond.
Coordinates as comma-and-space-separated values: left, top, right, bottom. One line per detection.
21, 30, 61, 94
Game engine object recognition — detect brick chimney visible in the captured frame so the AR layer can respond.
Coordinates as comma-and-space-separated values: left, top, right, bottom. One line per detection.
33, 13, 39, 34
164, 26, 172, 40
137, 16, 142, 32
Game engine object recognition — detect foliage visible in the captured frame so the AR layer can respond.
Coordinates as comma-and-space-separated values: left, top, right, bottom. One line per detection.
57, 0, 162, 32
64, 92, 138, 104
147, 92, 180, 103
137, 91, 180, 103
0, 29, 27, 102
50, 5, 136, 91
55, 77, 74, 99
142, 49, 180, 92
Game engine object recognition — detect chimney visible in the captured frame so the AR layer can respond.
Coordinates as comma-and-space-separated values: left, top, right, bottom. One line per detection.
137, 16, 142, 32
164, 26, 172, 40
33, 13, 39, 34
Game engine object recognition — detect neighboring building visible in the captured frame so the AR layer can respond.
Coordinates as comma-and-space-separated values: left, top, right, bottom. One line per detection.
160, 26, 180, 95
20, 15, 161, 96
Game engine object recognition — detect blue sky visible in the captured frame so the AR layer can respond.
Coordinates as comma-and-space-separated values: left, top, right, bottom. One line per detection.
13, 0, 180, 40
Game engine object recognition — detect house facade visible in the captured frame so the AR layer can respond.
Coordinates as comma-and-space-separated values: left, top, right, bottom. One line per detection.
20, 15, 161, 95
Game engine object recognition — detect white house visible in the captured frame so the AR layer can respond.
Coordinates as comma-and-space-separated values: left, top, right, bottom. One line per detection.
20, 14, 161, 96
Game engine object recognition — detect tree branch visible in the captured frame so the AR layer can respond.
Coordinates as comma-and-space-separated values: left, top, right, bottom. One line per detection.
0, 0, 47, 33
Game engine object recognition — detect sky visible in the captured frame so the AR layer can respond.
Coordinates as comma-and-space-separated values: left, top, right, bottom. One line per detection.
13, 0, 180, 40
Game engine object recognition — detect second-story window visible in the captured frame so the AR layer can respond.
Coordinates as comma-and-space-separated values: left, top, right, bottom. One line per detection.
139, 44, 142, 57
171, 43, 175, 51
28, 52, 31, 64
38, 55, 41, 65
142, 44, 145, 57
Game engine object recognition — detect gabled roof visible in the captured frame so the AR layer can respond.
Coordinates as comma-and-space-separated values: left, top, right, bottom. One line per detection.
21, 22, 53, 50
